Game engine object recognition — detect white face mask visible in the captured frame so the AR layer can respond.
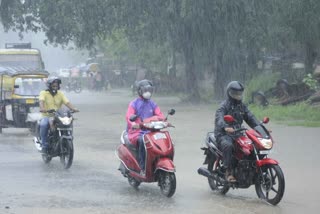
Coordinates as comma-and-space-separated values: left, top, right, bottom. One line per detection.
142, 91, 152, 99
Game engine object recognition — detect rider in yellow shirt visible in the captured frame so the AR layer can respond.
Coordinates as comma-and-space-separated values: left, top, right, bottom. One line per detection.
39, 76, 79, 153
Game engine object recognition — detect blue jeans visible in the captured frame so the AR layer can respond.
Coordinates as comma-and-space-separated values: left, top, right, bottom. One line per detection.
137, 136, 145, 171
39, 117, 50, 148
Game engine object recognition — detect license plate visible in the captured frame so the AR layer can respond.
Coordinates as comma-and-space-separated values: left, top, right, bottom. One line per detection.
153, 133, 167, 140
26, 99, 35, 104
259, 150, 271, 155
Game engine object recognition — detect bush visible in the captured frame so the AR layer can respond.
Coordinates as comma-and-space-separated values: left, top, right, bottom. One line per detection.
249, 102, 320, 127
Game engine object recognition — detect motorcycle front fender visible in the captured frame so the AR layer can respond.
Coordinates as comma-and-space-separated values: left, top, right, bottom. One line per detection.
155, 157, 175, 172
256, 158, 278, 167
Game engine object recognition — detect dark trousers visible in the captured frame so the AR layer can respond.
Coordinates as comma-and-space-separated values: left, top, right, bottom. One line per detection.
137, 136, 145, 170
217, 135, 234, 169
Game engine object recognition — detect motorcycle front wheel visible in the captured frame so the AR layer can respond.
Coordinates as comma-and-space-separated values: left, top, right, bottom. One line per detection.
42, 154, 52, 163
158, 171, 176, 197
255, 164, 285, 205
207, 160, 230, 194
60, 139, 74, 169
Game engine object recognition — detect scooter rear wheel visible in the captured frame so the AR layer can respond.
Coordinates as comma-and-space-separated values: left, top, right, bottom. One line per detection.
158, 171, 176, 197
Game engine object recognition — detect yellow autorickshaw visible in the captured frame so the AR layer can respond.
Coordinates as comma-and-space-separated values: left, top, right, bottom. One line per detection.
0, 43, 49, 133
0, 67, 49, 133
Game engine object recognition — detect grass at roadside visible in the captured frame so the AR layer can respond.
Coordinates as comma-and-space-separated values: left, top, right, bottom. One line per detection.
249, 102, 320, 127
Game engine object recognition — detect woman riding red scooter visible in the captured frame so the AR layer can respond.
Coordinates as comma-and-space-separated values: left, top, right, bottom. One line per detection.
115, 79, 176, 197
125, 79, 164, 174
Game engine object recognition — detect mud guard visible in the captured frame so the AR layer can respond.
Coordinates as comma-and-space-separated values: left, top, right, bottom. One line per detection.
155, 158, 175, 172
256, 158, 278, 167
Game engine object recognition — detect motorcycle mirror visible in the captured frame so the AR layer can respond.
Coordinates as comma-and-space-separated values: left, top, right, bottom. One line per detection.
224, 115, 235, 123
168, 109, 175, 115
262, 117, 269, 124
129, 114, 138, 122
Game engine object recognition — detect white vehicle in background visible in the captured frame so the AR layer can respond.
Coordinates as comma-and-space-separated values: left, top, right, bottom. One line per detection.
56, 68, 70, 78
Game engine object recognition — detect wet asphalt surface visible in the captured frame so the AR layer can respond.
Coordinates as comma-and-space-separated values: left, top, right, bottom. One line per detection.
0, 89, 320, 214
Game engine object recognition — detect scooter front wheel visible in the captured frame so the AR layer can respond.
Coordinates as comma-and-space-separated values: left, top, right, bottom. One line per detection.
158, 171, 176, 197
128, 176, 141, 188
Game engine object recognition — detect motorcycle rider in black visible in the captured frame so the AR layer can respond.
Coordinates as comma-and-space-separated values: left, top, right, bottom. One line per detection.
214, 81, 259, 182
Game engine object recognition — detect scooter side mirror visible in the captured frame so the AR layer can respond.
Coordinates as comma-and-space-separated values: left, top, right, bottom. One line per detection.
262, 117, 269, 124
168, 109, 175, 115
224, 115, 235, 123
129, 114, 138, 122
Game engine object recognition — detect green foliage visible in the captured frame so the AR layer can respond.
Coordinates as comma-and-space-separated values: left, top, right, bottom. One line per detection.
250, 102, 320, 127
244, 72, 280, 103
302, 73, 318, 90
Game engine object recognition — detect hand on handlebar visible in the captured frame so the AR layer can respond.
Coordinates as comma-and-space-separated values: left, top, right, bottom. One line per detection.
131, 122, 140, 129
46, 109, 56, 114
224, 127, 235, 134
72, 108, 80, 113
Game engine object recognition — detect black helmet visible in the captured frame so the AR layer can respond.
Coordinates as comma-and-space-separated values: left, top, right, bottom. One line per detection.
226, 81, 244, 101
46, 76, 61, 90
137, 79, 154, 99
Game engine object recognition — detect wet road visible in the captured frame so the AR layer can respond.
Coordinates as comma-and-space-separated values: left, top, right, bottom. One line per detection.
0, 89, 320, 214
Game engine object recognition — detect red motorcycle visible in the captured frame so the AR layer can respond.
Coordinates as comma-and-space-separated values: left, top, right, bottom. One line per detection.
115, 109, 176, 197
198, 115, 285, 205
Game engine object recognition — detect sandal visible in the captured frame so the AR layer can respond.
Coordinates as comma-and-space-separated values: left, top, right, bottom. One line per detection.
227, 175, 237, 182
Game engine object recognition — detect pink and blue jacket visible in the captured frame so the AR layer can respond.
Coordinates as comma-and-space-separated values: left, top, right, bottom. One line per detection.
126, 97, 164, 146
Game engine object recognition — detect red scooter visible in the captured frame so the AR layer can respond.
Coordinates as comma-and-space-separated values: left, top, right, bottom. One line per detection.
115, 109, 176, 197
198, 115, 285, 205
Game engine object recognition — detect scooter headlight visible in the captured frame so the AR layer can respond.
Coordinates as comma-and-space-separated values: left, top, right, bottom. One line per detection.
58, 116, 73, 125
143, 121, 167, 129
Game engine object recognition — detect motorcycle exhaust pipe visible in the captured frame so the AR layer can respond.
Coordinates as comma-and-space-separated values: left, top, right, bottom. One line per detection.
197, 167, 213, 178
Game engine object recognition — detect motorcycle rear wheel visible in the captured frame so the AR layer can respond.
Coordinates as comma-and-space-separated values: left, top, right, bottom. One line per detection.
158, 171, 176, 197
255, 164, 285, 205
60, 139, 74, 169
207, 160, 229, 194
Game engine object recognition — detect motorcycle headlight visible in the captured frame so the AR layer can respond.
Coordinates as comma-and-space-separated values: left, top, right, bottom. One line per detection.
258, 138, 273, 149
58, 116, 72, 125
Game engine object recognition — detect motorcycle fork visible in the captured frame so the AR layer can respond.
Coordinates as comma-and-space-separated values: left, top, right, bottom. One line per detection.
253, 145, 267, 184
